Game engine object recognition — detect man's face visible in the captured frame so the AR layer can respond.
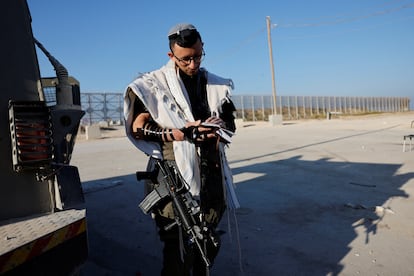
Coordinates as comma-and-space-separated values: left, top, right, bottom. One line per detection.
168, 39, 204, 77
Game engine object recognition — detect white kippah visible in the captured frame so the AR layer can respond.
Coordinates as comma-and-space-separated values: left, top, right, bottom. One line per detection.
167, 23, 197, 37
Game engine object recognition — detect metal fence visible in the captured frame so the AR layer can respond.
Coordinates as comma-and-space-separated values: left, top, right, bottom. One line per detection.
76, 93, 410, 125
234, 95, 411, 121
80, 93, 124, 125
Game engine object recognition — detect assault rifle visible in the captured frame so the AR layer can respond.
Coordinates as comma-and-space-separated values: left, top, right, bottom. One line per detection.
136, 159, 216, 268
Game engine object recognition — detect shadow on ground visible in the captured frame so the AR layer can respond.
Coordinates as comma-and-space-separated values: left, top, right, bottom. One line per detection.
79, 152, 412, 275
230, 154, 411, 275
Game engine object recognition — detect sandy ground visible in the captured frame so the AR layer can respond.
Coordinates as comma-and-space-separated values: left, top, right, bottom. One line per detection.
72, 112, 414, 276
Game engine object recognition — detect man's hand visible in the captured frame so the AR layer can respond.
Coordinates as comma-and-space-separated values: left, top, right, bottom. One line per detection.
204, 116, 225, 128
182, 117, 223, 142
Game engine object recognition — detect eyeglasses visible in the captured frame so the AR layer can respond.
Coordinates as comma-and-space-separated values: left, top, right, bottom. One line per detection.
172, 49, 205, 65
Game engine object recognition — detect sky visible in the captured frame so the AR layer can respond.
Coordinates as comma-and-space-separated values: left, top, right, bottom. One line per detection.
27, 0, 413, 104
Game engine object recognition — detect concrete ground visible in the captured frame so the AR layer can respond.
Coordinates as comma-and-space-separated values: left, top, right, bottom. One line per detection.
72, 112, 414, 276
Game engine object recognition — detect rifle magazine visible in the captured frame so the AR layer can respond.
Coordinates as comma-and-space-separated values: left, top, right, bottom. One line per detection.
139, 184, 169, 214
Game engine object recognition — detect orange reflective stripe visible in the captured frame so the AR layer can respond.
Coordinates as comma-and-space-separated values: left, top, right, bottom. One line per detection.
0, 218, 86, 274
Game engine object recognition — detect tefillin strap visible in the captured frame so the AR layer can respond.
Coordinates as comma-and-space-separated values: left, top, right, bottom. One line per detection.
140, 121, 175, 142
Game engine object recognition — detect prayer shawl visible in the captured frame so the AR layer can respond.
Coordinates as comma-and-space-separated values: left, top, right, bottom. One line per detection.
124, 60, 240, 209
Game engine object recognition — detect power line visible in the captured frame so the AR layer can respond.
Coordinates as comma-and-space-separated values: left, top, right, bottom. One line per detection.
209, 2, 414, 64
207, 27, 267, 65
278, 2, 414, 28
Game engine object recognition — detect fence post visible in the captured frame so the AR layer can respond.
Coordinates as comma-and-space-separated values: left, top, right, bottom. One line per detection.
322, 96, 326, 115
295, 96, 299, 119
241, 95, 245, 121
287, 96, 292, 119
118, 94, 123, 124
309, 96, 313, 117
302, 96, 306, 118
87, 94, 92, 125
316, 96, 320, 116
278, 95, 282, 115
251, 95, 255, 121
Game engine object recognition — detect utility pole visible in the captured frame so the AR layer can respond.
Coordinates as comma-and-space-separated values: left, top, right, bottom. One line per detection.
266, 16, 277, 115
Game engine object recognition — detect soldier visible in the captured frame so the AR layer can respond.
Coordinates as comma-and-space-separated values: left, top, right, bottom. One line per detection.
124, 23, 239, 276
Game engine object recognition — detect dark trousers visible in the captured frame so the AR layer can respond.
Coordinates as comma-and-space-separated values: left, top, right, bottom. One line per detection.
154, 144, 226, 275
155, 214, 221, 276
